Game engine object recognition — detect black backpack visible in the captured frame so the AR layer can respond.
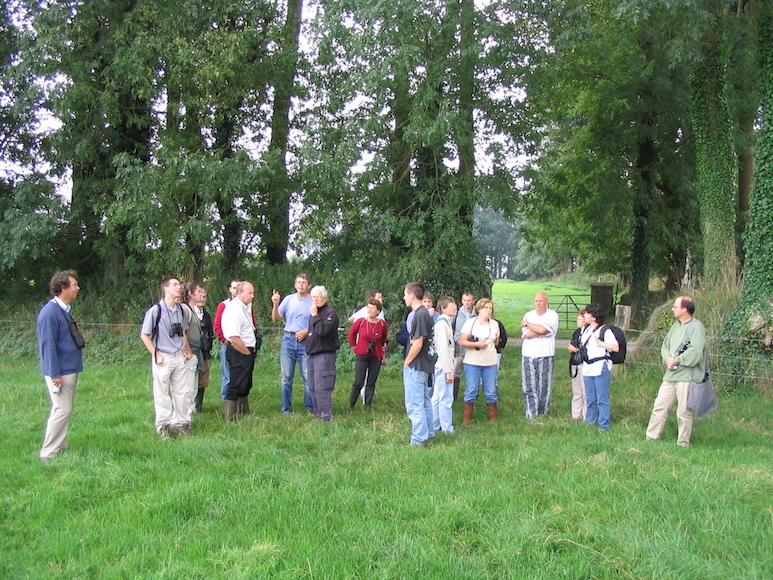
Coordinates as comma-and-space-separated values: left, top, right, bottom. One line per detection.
592, 324, 627, 364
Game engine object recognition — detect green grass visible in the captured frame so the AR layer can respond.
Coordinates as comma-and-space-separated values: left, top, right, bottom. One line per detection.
3, 344, 772, 579
492, 279, 591, 339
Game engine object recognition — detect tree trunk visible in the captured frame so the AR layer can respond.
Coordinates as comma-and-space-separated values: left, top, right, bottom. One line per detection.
691, 38, 739, 288
629, 116, 656, 321
264, 0, 303, 265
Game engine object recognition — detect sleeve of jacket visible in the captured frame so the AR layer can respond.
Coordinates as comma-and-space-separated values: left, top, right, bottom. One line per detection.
214, 301, 227, 342
349, 318, 363, 347
37, 305, 61, 378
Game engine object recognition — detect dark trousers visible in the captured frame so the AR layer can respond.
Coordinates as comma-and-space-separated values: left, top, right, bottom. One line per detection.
225, 345, 255, 401
354, 354, 382, 389
352, 354, 381, 407
308, 352, 337, 421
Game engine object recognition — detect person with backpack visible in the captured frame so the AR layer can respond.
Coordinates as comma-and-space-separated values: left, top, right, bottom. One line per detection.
431, 296, 458, 433
459, 299, 500, 424
140, 277, 196, 440
214, 280, 240, 401
578, 303, 619, 432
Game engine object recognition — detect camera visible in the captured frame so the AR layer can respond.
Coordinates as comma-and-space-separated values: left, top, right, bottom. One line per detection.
169, 322, 183, 337
367, 341, 376, 355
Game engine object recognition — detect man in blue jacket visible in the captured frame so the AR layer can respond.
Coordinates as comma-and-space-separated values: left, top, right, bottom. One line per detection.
38, 270, 84, 461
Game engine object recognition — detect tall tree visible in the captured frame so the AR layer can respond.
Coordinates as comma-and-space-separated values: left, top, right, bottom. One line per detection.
29, 0, 154, 282
0, 3, 63, 289
691, 2, 740, 289
721, 1, 773, 391
262, 0, 303, 265
299, 0, 532, 296
522, 0, 698, 320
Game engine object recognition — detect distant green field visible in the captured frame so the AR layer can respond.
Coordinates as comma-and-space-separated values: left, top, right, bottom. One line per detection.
492, 279, 592, 339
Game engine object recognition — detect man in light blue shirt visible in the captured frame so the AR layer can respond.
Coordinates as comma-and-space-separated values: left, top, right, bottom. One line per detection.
271, 273, 313, 413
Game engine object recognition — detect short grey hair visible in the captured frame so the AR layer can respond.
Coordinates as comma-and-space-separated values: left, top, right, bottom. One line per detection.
310, 285, 328, 298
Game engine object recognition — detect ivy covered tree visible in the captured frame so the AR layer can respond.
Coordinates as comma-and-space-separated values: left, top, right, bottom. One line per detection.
720, 2, 773, 392
690, 1, 740, 289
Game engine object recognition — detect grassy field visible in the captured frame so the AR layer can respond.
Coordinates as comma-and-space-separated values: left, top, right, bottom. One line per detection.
3, 354, 772, 578
489, 279, 591, 339
2, 281, 771, 578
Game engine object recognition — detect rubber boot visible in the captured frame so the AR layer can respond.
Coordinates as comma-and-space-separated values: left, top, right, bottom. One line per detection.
224, 400, 237, 422
237, 397, 250, 416
349, 385, 360, 409
462, 402, 474, 425
194, 388, 205, 414
487, 402, 498, 421
364, 386, 375, 409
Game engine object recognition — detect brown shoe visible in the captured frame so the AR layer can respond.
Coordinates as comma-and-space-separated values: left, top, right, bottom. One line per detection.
178, 424, 192, 437
159, 426, 172, 441
487, 403, 498, 421
462, 402, 474, 425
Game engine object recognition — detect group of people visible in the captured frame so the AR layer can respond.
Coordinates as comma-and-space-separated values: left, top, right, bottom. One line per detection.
36, 269, 709, 459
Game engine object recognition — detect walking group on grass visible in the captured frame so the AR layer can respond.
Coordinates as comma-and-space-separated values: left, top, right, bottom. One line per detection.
36, 269, 710, 460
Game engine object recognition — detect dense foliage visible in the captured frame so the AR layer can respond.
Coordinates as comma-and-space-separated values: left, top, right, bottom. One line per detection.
1, 1, 772, 372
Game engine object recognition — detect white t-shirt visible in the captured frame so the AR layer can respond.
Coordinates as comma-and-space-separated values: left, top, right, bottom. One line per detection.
351, 305, 386, 321
521, 308, 559, 358
580, 324, 618, 376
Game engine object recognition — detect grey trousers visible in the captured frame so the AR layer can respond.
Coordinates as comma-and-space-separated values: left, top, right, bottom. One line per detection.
307, 352, 337, 422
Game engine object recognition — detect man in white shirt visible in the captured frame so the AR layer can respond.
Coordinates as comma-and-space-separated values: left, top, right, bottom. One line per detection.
221, 282, 256, 421
520, 292, 559, 419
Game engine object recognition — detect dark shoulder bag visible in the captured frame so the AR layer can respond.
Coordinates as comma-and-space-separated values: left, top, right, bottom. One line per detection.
59, 306, 86, 349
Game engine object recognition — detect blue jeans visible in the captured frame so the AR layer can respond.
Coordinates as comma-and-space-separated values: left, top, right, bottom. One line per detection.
219, 343, 230, 400
463, 363, 498, 403
584, 365, 612, 430
280, 334, 311, 413
403, 367, 434, 445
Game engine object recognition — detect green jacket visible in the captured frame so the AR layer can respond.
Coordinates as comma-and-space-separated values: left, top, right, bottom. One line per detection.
661, 318, 707, 382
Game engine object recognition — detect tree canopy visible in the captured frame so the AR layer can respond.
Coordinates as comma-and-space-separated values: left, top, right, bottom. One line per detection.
1, 0, 771, 337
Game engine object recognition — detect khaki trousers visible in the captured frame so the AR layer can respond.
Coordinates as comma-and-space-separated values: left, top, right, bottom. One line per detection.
570, 365, 586, 420
152, 350, 197, 431
646, 380, 693, 445
40, 373, 79, 459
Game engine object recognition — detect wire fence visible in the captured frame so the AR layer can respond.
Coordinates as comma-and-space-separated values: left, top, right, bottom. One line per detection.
4, 320, 773, 385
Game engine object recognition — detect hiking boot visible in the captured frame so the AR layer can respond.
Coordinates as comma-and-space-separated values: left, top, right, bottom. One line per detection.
159, 426, 172, 441
178, 424, 192, 437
